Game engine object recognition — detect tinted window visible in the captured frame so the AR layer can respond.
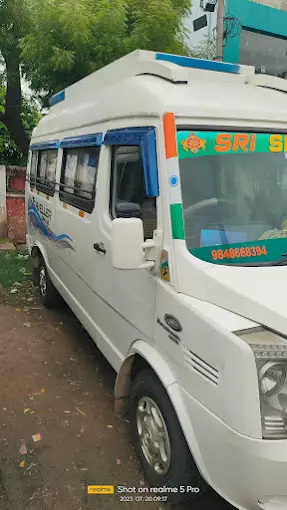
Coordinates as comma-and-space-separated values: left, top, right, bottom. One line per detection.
60, 146, 100, 213
36, 149, 58, 195
111, 146, 157, 240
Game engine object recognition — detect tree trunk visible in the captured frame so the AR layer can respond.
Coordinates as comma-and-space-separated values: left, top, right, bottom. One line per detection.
1, 51, 29, 157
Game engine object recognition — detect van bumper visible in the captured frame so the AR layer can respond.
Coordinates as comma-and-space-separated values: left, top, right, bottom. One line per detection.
172, 384, 287, 510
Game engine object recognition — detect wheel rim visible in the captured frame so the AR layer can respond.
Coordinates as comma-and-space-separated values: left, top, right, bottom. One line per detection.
136, 396, 171, 475
39, 266, 47, 297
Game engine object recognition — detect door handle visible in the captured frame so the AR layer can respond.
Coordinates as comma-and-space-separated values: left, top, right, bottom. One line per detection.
93, 242, 106, 254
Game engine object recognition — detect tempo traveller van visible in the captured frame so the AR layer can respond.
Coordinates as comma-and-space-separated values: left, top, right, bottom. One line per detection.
26, 50, 287, 509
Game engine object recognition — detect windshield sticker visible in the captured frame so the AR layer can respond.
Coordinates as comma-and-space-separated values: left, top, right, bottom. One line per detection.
191, 238, 287, 265
177, 131, 287, 159
160, 250, 170, 282
181, 133, 206, 154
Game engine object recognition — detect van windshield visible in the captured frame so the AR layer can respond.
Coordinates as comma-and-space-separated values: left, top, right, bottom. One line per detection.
177, 130, 287, 266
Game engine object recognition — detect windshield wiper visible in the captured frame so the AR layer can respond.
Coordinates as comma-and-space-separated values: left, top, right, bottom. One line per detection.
253, 256, 287, 267
226, 257, 287, 267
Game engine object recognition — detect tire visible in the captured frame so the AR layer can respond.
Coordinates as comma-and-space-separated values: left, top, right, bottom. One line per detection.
130, 369, 209, 506
38, 259, 61, 309
32, 265, 40, 287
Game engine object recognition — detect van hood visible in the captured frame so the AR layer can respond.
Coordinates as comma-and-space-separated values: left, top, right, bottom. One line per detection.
203, 265, 287, 336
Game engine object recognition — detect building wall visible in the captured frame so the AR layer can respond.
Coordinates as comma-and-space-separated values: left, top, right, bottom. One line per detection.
0, 166, 26, 243
250, 0, 287, 9
224, 0, 287, 65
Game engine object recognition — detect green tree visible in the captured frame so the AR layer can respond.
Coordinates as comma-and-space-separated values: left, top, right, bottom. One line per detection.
0, 0, 192, 156
192, 39, 216, 61
21, 0, 192, 103
0, 0, 31, 155
0, 83, 41, 165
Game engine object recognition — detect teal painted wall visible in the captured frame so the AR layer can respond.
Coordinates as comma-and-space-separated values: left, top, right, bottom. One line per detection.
224, 0, 287, 63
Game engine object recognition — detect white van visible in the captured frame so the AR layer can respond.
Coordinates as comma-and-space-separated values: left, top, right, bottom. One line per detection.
26, 50, 287, 509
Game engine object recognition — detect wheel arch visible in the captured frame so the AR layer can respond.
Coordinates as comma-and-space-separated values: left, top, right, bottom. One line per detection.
114, 340, 177, 416
30, 241, 48, 268
114, 340, 210, 486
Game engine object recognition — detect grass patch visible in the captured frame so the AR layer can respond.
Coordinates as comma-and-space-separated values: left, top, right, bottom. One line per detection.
0, 252, 32, 288
0, 251, 39, 307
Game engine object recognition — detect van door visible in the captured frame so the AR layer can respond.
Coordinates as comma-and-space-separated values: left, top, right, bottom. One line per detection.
87, 127, 159, 369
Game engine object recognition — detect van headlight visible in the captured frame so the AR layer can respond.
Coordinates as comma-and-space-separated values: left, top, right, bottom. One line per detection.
237, 327, 287, 439
259, 362, 286, 398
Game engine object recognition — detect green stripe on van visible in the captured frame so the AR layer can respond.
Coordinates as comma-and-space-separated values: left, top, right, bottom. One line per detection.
170, 203, 184, 240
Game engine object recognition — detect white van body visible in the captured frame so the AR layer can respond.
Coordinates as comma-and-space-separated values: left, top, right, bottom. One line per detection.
26, 50, 287, 510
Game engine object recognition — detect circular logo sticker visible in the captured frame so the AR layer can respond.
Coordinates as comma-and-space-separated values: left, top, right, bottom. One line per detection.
169, 175, 179, 187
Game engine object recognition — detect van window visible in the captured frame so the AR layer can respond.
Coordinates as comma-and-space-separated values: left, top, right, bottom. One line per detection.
110, 145, 157, 240
30, 151, 38, 188
60, 146, 100, 213
36, 149, 58, 195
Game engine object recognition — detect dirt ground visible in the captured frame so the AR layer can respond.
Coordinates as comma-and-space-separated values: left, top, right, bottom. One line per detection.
0, 298, 234, 510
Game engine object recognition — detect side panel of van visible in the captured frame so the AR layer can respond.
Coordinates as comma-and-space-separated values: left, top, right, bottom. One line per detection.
40, 123, 160, 372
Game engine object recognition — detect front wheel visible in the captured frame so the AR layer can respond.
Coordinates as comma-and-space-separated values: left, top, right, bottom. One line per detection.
39, 260, 61, 309
130, 369, 209, 505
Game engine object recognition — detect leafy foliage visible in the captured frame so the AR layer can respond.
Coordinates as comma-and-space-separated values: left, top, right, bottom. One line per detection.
0, 83, 40, 165
0, 0, 192, 154
21, 0, 192, 101
192, 39, 216, 61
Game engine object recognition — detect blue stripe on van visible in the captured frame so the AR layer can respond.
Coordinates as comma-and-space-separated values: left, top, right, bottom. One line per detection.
60, 133, 103, 148
49, 90, 65, 107
155, 52, 240, 74
30, 140, 60, 150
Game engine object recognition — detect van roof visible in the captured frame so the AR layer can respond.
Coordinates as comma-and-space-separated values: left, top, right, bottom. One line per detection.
32, 50, 287, 141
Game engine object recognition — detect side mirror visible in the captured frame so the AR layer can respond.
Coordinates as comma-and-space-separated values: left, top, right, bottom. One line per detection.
111, 217, 155, 270
115, 202, 141, 218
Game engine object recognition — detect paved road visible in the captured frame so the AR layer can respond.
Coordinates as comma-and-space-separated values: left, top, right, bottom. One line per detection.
0, 304, 234, 510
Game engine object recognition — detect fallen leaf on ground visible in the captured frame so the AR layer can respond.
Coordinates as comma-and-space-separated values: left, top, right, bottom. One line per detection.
76, 407, 85, 417
40, 388, 44, 394
19, 460, 25, 468
24, 408, 31, 414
